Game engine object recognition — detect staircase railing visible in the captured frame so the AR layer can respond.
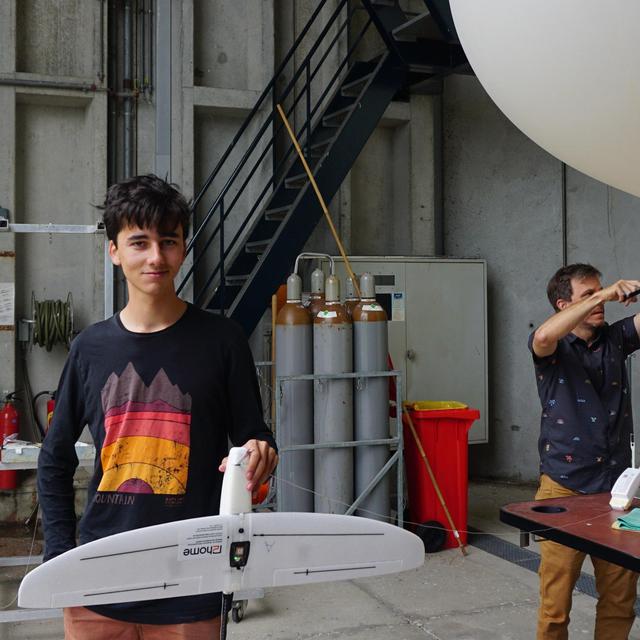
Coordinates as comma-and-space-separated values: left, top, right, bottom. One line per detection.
177, 0, 390, 309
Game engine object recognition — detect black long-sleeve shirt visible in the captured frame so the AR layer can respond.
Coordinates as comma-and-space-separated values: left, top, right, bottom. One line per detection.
37, 304, 276, 623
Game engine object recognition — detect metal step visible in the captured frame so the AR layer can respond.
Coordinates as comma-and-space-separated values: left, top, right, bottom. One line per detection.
284, 172, 309, 189
407, 73, 443, 95
392, 12, 441, 41
224, 274, 250, 286
341, 73, 375, 98
322, 105, 352, 127
396, 40, 467, 75
309, 137, 335, 158
264, 205, 290, 221
245, 239, 271, 254
204, 307, 230, 316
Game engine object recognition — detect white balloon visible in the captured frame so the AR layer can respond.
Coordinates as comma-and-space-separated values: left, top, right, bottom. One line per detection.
449, 0, 640, 197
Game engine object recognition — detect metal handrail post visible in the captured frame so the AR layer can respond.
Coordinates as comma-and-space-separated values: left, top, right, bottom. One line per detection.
275, 376, 282, 510
272, 83, 278, 187
396, 372, 404, 527
305, 60, 311, 158
219, 198, 225, 315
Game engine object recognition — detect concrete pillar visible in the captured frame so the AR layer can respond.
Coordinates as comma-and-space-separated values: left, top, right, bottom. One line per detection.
410, 94, 436, 255
0, 1, 16, 400
0, 1, 16, 72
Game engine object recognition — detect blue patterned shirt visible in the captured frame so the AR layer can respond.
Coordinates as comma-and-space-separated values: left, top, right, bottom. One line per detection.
529, 316, 640, 493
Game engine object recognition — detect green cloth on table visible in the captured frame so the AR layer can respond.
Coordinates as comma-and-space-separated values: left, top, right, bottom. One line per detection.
614, 507, 640, 531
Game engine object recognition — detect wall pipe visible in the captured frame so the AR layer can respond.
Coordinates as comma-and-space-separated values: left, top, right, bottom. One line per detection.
154, 0, 171, 180
561, 162, 567, 266
144, 0, 153, 99
105, 0, 117, 315
98, 0, 106, 83
107, 0, 118, 185
139, 0, 146, 98
148, 0, 154, 100
123, 0, 134, 178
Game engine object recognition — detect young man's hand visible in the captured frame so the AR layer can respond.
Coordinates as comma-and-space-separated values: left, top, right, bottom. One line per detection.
218, 439, 278, 494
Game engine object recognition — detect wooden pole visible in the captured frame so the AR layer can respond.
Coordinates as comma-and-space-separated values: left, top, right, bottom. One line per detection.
402, 403, 467, 556
276, 103, 361, 298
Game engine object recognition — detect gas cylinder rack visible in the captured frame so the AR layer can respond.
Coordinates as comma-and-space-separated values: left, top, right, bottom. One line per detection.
274, 369, 404, 526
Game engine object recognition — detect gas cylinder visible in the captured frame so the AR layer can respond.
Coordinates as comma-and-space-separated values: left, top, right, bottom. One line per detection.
353, 273, 390, 521
344, 275, 360, 319
313, 275, 353, 514
307, 268, 325, 318
275, 273, 314, 512
0, 393, 19, 490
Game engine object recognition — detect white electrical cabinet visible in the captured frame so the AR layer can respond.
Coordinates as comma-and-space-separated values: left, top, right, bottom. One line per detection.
324, 257, 488, 444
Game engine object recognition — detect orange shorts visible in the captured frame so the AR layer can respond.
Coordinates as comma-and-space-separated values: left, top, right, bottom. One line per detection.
63, 606, 221, 639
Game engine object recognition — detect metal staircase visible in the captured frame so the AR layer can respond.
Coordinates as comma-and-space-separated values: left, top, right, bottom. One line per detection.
177, 0, 466, 336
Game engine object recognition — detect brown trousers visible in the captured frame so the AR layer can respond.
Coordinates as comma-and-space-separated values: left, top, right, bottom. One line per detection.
63, 606, 221, 640
536, 474, 638, 640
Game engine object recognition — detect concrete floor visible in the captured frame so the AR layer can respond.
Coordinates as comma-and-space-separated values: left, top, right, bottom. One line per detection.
1, 481, 640, 639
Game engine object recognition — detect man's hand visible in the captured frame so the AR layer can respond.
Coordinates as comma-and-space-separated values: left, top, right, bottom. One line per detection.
598, 280, 640, 307
533, 277, 640, 358
218, 439, 278, 494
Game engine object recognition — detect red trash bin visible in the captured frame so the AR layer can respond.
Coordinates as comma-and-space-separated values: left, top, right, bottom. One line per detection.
403, 401, 480, 550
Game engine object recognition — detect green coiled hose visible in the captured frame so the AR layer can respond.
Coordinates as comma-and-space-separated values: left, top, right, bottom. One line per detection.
32, 292, 73, 351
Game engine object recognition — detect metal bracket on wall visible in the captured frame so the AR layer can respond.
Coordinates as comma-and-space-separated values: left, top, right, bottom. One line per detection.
1, 221, 105, 234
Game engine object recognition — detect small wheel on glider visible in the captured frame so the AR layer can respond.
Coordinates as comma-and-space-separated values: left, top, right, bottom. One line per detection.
231, 599, 246, 623
415, 520, 446, 553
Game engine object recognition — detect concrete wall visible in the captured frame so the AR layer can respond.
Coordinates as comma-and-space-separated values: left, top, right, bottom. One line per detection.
0, 1, 107, 427
0, 0, 106, 520
444, 75, 640, 482
0, 3, 17, 408
350, 96, 437, 256
15, 0, 99, 77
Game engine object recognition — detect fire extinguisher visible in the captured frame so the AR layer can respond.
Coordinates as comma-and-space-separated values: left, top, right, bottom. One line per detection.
46, 392, 56, 431
33, 390, 56, 437
0, 392, 19, 491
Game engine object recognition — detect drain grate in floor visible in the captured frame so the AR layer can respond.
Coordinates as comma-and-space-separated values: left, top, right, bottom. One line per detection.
468, 527, 640, 615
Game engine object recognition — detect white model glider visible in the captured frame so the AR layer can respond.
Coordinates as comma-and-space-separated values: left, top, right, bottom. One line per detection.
18, 447, 424, 609
449, 0, 640, 198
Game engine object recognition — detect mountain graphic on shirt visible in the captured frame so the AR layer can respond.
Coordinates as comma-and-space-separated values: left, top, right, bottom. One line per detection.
98, 363, 192, 495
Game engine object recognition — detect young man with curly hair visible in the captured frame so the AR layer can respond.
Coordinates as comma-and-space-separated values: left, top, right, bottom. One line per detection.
38, 174, 278, 639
